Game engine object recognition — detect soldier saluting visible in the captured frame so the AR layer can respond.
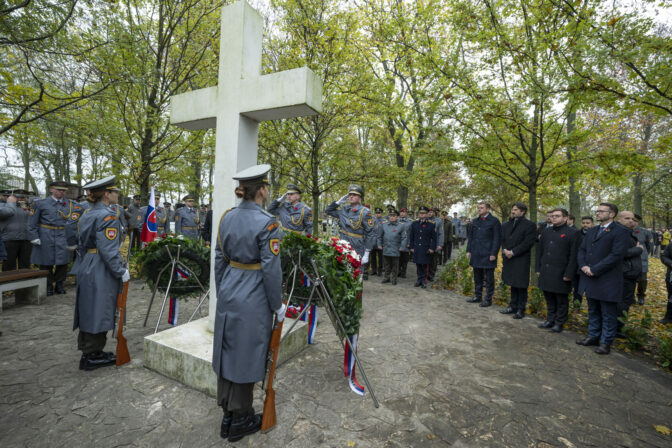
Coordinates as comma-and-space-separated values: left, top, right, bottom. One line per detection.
325, 185, 376, 277
175, 194, 200, 239
27, 180, 75, 296
213, 164, 286, 442
267, 183, 312, 235
71, 176, 130, 371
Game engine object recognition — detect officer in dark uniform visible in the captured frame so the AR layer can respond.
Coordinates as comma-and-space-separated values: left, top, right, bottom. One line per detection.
213, 164, 285, 442
267, 183, 312, 235
325, 185, 376, 278
370, 207, 385, 276
175, 194, 200, 239
127, 195, 143, 251
71, 176, 130, 371
0, 189, 33, 270
27, 180, 75, 296
408, 206, 437, 288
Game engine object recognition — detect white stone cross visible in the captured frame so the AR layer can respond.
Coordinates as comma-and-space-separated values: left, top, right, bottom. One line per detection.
170, 0, 322, 330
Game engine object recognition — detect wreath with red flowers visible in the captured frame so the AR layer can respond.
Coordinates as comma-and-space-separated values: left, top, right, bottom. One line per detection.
280, 232, 363, 337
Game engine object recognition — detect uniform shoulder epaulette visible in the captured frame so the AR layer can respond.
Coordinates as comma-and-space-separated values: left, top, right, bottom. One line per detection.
104, 215, 119, 222
259, 208, 274, 218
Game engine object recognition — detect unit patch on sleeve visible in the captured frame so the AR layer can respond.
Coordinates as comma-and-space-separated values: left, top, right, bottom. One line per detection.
267, 222, 278, 232
105, 228, 118, 240
269, 238, 280, 256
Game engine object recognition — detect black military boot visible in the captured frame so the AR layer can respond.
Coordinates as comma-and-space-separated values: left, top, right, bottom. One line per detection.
228, 411, 262, 442
55, 282, 66, 294
661, 302, 672, 325
220, 412, 232, 439
82, 351, 116, 371
47, 284, 54, 296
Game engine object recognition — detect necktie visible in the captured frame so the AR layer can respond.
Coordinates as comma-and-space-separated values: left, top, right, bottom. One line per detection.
598, 226, 605, 235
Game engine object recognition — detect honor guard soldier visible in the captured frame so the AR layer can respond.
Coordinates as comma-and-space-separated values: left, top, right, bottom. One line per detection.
377, 209, 405, 285
127, 195, 143, 251
27, 180, 75, 296
427, 207, 444, 281
175, 194, 200, 239
408, 206, 437, 288
398, 208, 412, 278
369, 207, 385, 276
71, 176, 130, 371
141, 192, 168, 236
325, 185, 376, 278
213, 164, 286, 442
0, 189, 33, 270
267, 183, 313, 235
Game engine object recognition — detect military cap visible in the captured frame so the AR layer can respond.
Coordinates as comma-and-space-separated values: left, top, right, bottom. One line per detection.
76, 194, 86, 201
389, 209, 399, 216
154, 192, 161, 198
400, 207, 408, 212
634, 213, 643, 222
1, 189, 12, 196
233, 164, 271, 184
375, 207, 383, 213
83, 175, 121, 192
163, 202, 172, 206
183, 194, 196, 201
49, 180, 69, 190
12, 189, 30, 197
418, 206, 430, 213
286, 183, 302, 195
133, 194, 141, 200
348, 184, 364, 197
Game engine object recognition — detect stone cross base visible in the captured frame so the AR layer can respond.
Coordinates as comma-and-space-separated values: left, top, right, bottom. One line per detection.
143, 317, 308, 397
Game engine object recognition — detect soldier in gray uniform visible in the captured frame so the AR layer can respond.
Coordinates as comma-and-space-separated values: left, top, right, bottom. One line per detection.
427, 207, 444, 281
213, 164, 285, 442
325, 185, 376, 279
127, 195, 143, 251
369, 207, 384, 276
397, 208, 412, 278
267, 183, 312, 235
140, 192, 168, 236
27, 181, 75, 296
66, 196, 91, 249
377, 209, 405, 285
175, 194, 200, 239
0, 189, 33, 270
71, 176, 130, 371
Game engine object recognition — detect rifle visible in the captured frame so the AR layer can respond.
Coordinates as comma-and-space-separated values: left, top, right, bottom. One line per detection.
116, 233, 133, 366
261, 301, 286, 433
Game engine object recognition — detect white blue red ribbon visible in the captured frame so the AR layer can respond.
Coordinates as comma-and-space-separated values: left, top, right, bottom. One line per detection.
343, 333, 365, 396
168, 297, 179, 326
296, 303, 318, 344
175, 266, 190, 281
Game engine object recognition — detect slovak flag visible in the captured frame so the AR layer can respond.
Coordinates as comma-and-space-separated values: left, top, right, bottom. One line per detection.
140, 187, 157, 244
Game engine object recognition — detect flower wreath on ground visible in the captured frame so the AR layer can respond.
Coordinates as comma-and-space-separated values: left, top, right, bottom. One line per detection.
280, 232, 367, 395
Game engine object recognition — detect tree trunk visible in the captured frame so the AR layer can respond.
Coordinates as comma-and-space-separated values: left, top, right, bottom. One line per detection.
566, 107, 580, 220
76, 143, 83, 185
633, 117, 652, 217
311, 140, 320, 236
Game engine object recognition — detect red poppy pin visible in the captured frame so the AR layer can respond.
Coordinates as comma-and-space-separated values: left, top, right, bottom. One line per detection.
560, 234, 566, 238
605, 228, 611, 232
294, 206, 298, 211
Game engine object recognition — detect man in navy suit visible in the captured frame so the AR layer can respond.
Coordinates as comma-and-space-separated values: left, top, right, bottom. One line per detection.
576, 202, 630, 354
409, 206, 436, 289
466, 201, 502, 307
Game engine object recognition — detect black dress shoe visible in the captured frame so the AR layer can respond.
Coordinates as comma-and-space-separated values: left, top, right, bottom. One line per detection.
381, 278, 390, 284
421, 283, 426, 289
550, 323, 563, 332
82, 351, 116, 371
228, 412, 262, 442
55, 282, 66, 294
595, 343, 611, 355
512, 311, 524, 319
637, 297, 645, 305
576, 337, 600, 346
414, 281, 421, 287
363, 274, 368, 281
466, 297, 482, 303
220, 413, 232, 439
47, 285, 54, 296
500, 307, 515, 314
538, 321, 553, 328
479, 300, 492, 307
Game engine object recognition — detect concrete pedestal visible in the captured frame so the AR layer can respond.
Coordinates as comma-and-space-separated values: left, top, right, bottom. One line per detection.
143, 317, 308, 397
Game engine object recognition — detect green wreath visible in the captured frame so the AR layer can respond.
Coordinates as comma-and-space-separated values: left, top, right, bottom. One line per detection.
133, 235, 210, 299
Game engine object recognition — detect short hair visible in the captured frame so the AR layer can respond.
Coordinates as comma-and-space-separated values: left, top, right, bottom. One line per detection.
551, 207, 569, 217
568, 214, 575, 221
599, 202, 618, 216
478, 201, 491, 209
511, 203, 528, 213
581, 216, 594, 222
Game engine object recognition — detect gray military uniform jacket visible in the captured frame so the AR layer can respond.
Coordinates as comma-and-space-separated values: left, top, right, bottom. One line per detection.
66, 201, 90, 247
267, 199, 312, 235
140, 205, 168, 235
27, 196, 74, 265
433, 217, 445, 248
213, 200, 282, 383
127, 204, 143, 230
0, 202, 31, 241
71, 202, 125, 333
377, 221, 405, 257
633, 226, 652, 273
398, 217, 411, 252
175, 207, 200, 239
325, 202, 376, 256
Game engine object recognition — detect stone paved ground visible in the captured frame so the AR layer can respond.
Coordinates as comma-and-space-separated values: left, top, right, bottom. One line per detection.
1, 266, 672, 448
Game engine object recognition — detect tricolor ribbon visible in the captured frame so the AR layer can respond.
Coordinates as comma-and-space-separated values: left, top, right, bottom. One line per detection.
175, 267, 190, 281
168, 297, 179, 326
343, 333, 365, 396
297, 303, 318, 344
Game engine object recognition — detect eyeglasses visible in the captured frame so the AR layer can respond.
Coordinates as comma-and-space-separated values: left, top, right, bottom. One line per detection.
595, 209, 611, 214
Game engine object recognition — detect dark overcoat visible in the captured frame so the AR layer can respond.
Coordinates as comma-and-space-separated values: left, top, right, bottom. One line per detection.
467, 213, 501, 269
577, 222, 630, 302
409, 219, 437, 264
500, 217, 537, 288
536, 224, 579, 294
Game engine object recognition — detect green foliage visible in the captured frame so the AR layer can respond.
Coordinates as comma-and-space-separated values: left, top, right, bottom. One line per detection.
527, 287, 546, 316
618, 310, 653, 351
657, 327, 672, 369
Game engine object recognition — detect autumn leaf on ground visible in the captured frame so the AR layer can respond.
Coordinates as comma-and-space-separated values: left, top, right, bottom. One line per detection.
654, 425, 670, 435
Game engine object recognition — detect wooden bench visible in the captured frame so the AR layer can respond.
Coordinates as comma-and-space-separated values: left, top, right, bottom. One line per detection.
0, 269, 49, 312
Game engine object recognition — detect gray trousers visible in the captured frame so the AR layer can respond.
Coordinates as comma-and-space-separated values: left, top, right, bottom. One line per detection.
217, 377, 255, 418
77, 331, 107, 354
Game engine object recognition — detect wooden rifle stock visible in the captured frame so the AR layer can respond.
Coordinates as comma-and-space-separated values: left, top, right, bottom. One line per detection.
261, 304, 286, 433
116, 281, 131, 366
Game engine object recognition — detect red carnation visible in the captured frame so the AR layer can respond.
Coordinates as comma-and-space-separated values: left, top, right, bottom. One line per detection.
347, 254, 354, 264
353, 269, 361, 279
336, 255, 343, 264
335, 246, 343, 254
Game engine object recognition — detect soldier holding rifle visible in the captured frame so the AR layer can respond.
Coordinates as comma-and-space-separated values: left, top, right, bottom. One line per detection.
71, 176, 130, 371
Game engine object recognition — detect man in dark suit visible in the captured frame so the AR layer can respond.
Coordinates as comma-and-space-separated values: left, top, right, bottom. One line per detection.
616, 211, 643, 336
466, 202, 501, 307
536, 208, 579, 332
408, 206, 436, 289
572, 216, 594, 306
499, 203, 537, 319
576, 203, 630, 355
